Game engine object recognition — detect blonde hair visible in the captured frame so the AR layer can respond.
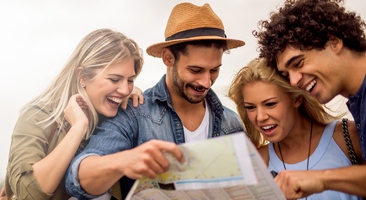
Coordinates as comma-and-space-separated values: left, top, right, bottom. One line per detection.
228, 58, 340, 147
21, 28, 144, 139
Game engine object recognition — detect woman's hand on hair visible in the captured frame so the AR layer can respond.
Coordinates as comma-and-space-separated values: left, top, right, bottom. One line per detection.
0, 185, 6, 200
64, 94, 89, 135
121, 85, 144, 109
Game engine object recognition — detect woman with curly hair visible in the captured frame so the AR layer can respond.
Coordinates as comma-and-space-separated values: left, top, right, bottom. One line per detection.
253, 0, 366, 199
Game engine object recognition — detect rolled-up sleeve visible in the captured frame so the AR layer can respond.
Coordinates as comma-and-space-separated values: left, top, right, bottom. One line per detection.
6, 107, 54, 200
65, 106, 138, 199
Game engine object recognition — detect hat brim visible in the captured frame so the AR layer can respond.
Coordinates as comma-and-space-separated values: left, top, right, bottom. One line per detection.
146, 36, 245, 58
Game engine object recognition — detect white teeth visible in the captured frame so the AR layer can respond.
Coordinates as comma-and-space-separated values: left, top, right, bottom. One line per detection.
107, 97, 122, 104
306, 80, 316, 91
193, 86, 204, 92
262, 125, 275, 130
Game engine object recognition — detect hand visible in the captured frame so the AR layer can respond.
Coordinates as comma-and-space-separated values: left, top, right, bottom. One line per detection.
0, 185, 6, 200
121, 85, 144, 109
64, 94, 89, 134
275, 170, 325, 199
119, 140, 184, 179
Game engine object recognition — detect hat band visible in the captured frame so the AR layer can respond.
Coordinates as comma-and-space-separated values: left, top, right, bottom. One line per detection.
166, 27, 226, 41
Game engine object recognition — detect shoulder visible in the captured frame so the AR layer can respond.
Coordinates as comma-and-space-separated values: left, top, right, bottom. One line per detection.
221, 107, 244, 131
333, 119, 363, 163
258, 145, 269, 166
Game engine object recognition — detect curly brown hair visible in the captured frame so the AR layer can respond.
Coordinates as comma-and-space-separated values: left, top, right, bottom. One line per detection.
253, 0, 366, 69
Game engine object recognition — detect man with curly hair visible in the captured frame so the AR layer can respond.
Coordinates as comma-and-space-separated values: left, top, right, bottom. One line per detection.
254, 0, 366, 199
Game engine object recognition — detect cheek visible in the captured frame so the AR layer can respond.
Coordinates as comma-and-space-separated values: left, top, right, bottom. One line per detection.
246, 112, 256, 124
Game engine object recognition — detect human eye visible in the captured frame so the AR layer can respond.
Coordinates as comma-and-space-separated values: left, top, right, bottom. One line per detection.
265, 102, 277, 107
294, 59, 304, 68
280, 71, 289, 79
128, 79, 135, 83
109, 78, 119, 83
244, 105, 255, 111
210, 68, 219, 73
190, 68, 201, 73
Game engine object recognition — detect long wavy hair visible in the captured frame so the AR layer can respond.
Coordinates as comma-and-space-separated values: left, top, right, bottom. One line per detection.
21, 28, 143, 139
228, 58, 341, 147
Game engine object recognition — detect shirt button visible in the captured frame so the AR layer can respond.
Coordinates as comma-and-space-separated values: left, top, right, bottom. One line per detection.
357, 124, 360, 128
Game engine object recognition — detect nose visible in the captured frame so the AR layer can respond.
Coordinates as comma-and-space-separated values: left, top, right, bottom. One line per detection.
256, 107, 268, 122
288, 70, 302, 87
117, 81, 132, 96
198, 72, 212, 89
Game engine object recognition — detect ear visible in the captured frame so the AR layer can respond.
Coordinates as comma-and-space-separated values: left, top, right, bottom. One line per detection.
328, 35, 343, 54
161, 48, 175, 67
294, 95, 303, 108
76, 67, 86, 85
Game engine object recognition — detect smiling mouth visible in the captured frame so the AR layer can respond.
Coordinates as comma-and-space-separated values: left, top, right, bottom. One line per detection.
261, 124, 276, 132
306, 80, 316, 92
107, 97, 123, 105
191, 85, 207, 92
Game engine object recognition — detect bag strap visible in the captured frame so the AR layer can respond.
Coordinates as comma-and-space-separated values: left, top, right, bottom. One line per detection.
341, 118, 359, 165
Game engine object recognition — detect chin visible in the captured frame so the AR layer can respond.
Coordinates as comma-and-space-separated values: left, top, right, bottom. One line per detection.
103, 111, 118, 118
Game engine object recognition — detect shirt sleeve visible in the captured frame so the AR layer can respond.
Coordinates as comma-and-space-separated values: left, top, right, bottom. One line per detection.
65, 107, 138, 199
6, 107, 53, 200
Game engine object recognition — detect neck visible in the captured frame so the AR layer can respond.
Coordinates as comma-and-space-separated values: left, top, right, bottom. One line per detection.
340, 51, 366, 97
278, 120, 313, 168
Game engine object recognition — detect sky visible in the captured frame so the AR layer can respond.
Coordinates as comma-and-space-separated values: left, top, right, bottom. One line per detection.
0, 0, 365, 185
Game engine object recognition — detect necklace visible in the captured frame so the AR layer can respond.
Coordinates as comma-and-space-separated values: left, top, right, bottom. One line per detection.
277, 121, 313, 200
278, 120, 313, 171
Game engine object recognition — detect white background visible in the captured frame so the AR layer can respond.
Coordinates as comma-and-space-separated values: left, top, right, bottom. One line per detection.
1, 0, 365, 186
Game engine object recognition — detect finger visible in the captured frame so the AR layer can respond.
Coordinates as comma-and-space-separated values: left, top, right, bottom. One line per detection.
138, 93, 144, 104
132, 95, 139, 107
154, 140, 184, 163
121, 99, 128, 110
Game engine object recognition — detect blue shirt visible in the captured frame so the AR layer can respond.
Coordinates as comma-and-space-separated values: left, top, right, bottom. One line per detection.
347, 75, 366, 160
65, 75, 244, 199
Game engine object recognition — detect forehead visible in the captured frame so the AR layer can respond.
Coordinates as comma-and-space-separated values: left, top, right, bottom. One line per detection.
179, 45, 223, 67
242, 81, 286, 100
276, 46, 303, 71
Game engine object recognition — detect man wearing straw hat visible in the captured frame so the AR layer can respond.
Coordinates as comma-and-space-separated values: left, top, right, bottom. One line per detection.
66, 2, 245, 199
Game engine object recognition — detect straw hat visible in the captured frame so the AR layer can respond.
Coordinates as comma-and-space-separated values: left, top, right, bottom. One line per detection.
146, 2, 245, 57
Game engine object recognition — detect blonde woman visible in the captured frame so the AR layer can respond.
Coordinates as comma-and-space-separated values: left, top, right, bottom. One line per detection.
3, 28, 143, 199
228, 58, 363, 199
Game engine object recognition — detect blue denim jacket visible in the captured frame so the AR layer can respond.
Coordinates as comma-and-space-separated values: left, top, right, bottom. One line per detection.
347, 75, 366, 161
65, 75, 244, 199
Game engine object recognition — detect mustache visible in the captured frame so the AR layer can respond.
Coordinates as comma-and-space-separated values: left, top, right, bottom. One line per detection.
187, 83, 209, 90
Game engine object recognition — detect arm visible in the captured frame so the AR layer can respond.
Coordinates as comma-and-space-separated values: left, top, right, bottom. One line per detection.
78, 140, 183, 195
7, 95, 87, 199
32, 94, 88, 193
65, 107, 183, 198
275, 165, 366, 198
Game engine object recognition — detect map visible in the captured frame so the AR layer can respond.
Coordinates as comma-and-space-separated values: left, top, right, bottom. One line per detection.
125, 132, 285, 200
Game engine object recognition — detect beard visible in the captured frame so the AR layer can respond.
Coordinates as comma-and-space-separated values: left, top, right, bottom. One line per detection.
172, 65, 208, 104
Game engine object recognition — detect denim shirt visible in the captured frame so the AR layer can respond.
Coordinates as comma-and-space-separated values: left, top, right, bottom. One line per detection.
65, 75, 244, 199
347, 75, 366, 161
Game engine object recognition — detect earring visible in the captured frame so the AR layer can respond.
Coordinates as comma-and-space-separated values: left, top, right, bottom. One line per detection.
81, 83, 85, 88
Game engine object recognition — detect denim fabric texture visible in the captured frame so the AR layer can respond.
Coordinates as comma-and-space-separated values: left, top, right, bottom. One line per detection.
65, 75, 245, 199
347, 75, 366, 161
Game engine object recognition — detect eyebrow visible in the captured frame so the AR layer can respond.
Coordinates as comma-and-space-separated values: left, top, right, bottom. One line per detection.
284, 55, 303, 69
244, 97, 277, 104
108, 74, 137, 79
